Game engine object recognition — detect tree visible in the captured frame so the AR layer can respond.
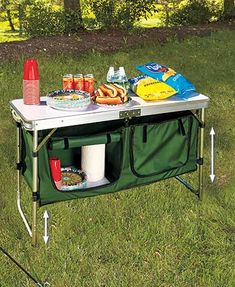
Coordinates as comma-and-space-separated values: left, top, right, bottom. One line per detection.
223, 0, 235, 18
0, 0, 16, 31
63, 0, 84, 32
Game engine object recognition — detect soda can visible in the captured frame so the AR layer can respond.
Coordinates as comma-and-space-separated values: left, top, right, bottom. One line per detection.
84, 74, 95, 97
73, 74, 84, 91
63, 74, 74, 90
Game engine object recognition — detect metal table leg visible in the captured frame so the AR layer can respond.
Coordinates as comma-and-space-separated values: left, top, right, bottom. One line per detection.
198, 108, 205, 200
32, 129, 39, 246
16, 123, 32, 237
175, 108, 205, 199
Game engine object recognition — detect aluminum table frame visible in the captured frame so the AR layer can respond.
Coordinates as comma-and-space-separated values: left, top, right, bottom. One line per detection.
10, 94, 209, 246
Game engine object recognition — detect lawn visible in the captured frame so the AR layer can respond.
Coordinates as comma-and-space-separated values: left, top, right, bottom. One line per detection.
0, 30, 235, 286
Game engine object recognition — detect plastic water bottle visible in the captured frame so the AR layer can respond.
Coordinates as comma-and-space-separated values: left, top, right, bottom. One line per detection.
107, 67, 115, 83
118, 67, 129, 89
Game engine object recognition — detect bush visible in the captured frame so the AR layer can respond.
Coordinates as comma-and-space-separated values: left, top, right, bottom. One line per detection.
90, 0, 156, 29
169, 0, 213, 26
24, 2, 65, 37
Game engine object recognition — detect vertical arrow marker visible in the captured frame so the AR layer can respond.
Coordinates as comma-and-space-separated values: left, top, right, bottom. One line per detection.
43, 210, 49, 244
210, 127, 215, 182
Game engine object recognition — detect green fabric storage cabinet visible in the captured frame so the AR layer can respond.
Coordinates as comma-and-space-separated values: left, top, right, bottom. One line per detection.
10, 94, 209, 245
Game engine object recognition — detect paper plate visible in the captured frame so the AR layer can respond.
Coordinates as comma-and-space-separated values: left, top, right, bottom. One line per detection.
61, 167, 87, 191
47, 90, 91, 111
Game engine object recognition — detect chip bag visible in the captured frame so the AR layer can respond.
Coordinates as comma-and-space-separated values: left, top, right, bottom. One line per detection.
136, 62, 197, 99
129, 75, 177, 101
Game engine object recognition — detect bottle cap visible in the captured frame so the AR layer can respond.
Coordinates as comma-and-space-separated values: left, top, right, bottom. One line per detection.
23, 59, 39, 80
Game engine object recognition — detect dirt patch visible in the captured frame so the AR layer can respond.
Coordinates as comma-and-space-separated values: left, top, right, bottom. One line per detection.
0, 20, 234, 61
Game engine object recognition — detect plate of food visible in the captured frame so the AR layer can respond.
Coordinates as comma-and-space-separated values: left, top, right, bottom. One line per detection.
93, 83, 131, 108
61, 167, 87, 191
47, 90, 91, 111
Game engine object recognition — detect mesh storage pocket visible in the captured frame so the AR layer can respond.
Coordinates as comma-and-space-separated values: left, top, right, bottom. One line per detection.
47, 130, 123, 191
129, 114, 194, 178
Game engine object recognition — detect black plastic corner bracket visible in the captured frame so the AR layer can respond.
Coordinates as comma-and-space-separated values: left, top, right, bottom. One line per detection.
16, 162, 22, 170
197, 157, 204, 165
32, 151, 38, 158
199, 122, 205, 128
16, 122, 21, 128
32, 192, 39, 202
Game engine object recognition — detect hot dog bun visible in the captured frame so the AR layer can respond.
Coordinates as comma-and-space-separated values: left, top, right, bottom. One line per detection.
94, 83, 129, 105
95, 96, 123, 105
99, 84, 117, 98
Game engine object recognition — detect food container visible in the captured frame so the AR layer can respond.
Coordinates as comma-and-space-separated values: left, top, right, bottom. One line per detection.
47, 90, 91, 111
84, 74, 95, 97
63, 74, 74, 90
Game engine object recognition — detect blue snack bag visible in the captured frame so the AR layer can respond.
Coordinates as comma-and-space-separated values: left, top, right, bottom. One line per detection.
136, 62, 197, 99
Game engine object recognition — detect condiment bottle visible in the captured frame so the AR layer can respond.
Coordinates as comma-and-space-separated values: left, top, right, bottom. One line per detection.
23, 59, 40, 105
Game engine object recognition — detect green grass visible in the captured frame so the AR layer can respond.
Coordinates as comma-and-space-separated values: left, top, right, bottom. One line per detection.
0, 30, 235, 286
0, 21, 27, 42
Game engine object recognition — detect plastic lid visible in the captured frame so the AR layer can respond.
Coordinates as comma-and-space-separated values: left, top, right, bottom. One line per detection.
23, 59, 39, 80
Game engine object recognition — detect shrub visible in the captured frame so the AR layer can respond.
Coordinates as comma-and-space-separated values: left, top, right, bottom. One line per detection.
169, 0, 213, 26
89, 0, 156, 29
24, 2, 65, 37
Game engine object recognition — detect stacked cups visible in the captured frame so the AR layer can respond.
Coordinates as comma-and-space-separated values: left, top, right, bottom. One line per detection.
23, 59, 40, 105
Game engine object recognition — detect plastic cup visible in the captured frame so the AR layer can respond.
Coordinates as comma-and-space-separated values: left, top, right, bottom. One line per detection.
23, 59, 39, 80
49, 157, 62, 189
23, 59, 40, 105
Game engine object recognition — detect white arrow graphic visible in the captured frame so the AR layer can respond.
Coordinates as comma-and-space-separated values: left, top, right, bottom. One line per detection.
210, 127, 215, 182
43, 210, 49, 244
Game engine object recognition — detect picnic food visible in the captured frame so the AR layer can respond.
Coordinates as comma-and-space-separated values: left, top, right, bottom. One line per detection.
136, 62, 196, 99
94, 83, 129, 105
47, 90, 90, 110
129, 75, 177, 101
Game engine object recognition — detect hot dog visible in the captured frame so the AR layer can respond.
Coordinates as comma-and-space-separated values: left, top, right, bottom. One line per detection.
99, 84, 117, 98
95, 96, 123, 105
94, 83, 129, 105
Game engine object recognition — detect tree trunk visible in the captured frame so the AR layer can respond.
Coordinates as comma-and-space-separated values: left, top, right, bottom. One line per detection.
18, 4, 24, 36
64, 0, 84, 32
6, 9, 15, 31
223, 0, 235, 19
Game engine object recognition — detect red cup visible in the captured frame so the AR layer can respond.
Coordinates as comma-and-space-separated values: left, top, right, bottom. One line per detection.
23, 59, 40, 105
23, 59, 39, 80
49, 157, 62, 183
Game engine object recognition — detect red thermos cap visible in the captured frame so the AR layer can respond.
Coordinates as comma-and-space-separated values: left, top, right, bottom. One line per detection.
23, 59, 39, 80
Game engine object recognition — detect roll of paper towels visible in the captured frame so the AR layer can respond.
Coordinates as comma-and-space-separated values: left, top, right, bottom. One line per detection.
81, 144, 105, 182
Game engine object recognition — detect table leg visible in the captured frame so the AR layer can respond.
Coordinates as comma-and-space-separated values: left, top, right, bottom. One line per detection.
198, 108, 205, 200
16, 123, 32, 237
32, 129, 38, 246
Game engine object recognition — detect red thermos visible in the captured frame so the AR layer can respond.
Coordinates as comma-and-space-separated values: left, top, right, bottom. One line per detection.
23, 59, 40, 105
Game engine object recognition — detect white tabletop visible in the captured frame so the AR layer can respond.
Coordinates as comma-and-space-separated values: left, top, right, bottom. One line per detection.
10, 94, 209, 131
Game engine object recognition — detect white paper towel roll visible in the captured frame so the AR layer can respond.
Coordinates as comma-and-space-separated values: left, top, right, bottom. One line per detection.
81, 144, 105, 182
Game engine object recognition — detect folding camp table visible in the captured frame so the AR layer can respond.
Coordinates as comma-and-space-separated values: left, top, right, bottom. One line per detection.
10, 94, 209, 246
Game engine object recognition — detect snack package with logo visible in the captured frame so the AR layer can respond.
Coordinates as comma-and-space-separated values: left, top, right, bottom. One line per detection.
129, 75, 177, 101
136, 62, 197, 99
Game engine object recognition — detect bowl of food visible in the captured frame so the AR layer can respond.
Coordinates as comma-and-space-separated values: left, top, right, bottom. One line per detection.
47, 89, 91, 111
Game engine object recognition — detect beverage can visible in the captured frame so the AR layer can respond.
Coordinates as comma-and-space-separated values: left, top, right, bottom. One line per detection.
84, 74, 95, 96
73, 74, 84, 91
63, 74, 74, 90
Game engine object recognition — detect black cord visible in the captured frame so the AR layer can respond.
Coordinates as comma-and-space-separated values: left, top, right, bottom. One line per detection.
0, 246, 44, 286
